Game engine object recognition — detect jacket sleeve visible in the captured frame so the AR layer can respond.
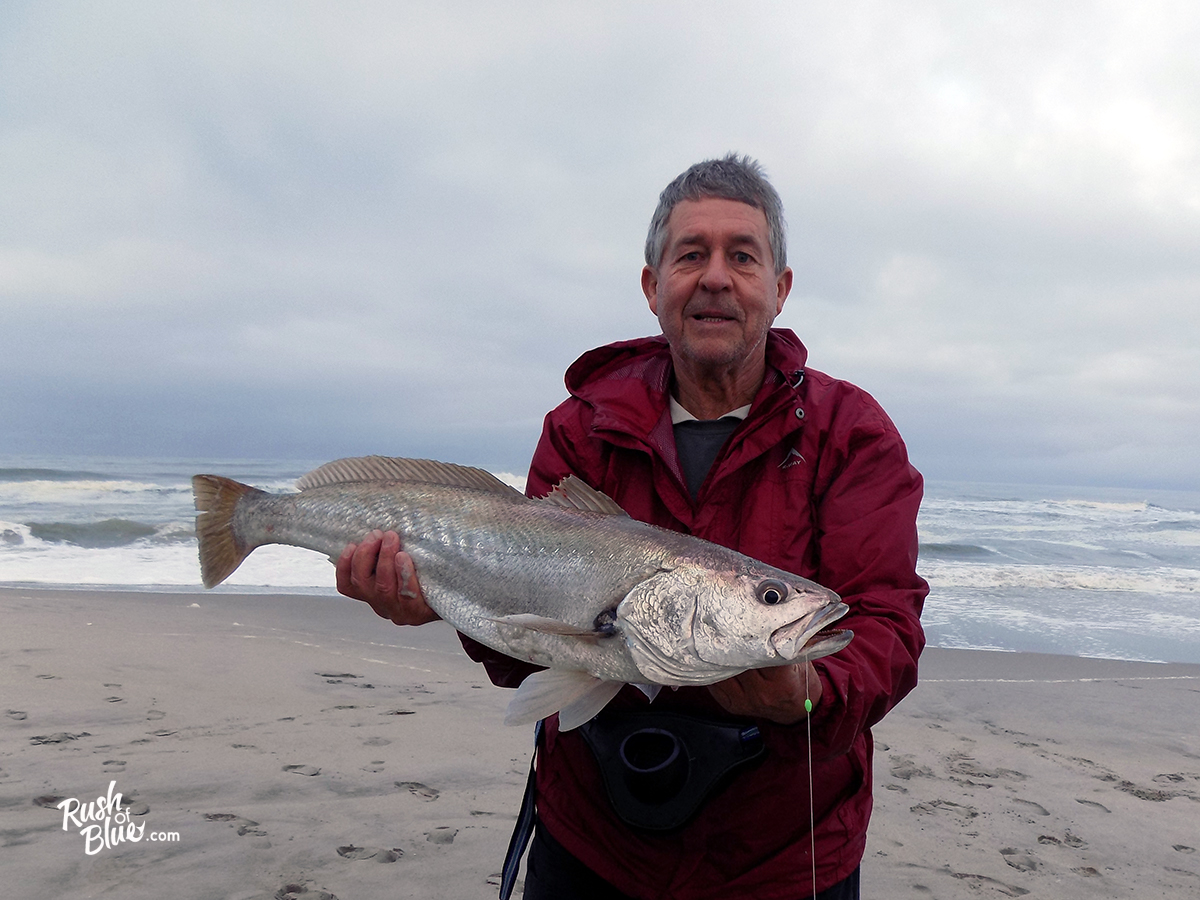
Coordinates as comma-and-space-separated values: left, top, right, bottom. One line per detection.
455, 405, 583, 687
802, 401, 928, 759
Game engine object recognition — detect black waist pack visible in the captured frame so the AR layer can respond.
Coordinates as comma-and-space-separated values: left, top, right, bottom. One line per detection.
576, 709, 766, 832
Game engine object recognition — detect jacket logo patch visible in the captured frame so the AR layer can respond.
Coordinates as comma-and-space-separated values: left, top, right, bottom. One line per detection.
779, 447, 806, 470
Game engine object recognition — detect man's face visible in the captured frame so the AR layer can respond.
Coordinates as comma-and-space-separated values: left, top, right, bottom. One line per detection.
642, 197, 792, 377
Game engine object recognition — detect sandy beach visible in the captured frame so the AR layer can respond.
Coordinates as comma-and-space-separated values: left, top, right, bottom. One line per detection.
2, 586, 1198, 899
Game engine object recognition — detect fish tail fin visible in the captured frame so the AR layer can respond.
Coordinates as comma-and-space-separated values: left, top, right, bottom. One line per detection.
192, 475, 260, 588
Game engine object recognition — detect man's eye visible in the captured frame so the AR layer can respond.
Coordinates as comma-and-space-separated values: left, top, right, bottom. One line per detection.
734, 252, 753, 264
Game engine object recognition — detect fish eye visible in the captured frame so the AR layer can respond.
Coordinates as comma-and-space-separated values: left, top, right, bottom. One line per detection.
756, 579, 789, 605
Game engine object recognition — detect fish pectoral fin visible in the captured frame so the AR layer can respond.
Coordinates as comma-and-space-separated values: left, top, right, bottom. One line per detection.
633, 683, 662, 703
558, 680, 625, 730
504, 670, 624, 730
489, 614, 602, 639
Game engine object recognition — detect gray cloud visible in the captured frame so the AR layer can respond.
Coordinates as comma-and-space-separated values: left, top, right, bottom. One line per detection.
2, 1, 1197, 487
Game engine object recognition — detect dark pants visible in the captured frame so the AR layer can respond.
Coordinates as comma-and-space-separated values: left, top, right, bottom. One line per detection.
522, 825, 861, 900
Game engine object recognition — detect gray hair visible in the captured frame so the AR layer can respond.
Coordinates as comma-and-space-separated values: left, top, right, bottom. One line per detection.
644, 153, 788, 275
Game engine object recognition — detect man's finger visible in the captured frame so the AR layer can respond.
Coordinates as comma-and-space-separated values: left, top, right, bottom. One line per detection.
349, 530, 384, 589
335, 543, 358, 596
374, 531, 401, 600
398, 552, 420, 600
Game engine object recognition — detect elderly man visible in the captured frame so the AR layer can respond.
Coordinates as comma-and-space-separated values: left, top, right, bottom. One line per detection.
338, 154, 927, 899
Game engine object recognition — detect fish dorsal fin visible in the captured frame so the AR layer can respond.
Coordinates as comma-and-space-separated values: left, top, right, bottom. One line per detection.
296, 456, 522, 497
539, 475, 629, 516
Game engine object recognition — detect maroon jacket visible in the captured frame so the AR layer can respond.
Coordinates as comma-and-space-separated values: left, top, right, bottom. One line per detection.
462, 329, 927, 899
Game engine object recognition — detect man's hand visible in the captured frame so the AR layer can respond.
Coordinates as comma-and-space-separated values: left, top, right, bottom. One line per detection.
335, 530, 440, 626
706, 662, 823, 725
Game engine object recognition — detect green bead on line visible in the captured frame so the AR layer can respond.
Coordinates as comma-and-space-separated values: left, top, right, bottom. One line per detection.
804, 698, 813, 713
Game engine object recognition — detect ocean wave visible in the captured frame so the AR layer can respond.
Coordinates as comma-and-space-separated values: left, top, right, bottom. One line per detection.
920, 542, 998, 559
0, 540, 332, 588
0, 479, 188, 504
26, 519, 161, 548
920, 560, 1200, 594
1058, 498, 1150, 513
0, 467, 111, 482
20, 519, 197, 549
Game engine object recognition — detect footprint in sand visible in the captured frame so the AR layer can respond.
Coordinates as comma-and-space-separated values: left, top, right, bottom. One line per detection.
1174, 845, 1196, 854
283, 764, 321, 776
910, 800, 978, 820
1000, 848, 1041, 872
426, 827, 457, 845
396, 781, 439, 801
362, 737, 391, 747
204, 813, 266, 836
30, 732, 90, 745
33, 794, 68, 808
1075, 798, 1111, 813
7, 710, 27, 721
1153, 773, 1189, 784
317, 672, 375, 689
1012, 798, 1050, 817
102, 759, 126, 773
1117, 783, 1178, 802
951, 872, 1030, 896
146, 710, 166, 721
362, 761, 386, 773
948, 758, 1027, 782
337, 844, 403, 862
888, 754, 933, 781
274, 883, 338, 900
1038, 832, 1086, 848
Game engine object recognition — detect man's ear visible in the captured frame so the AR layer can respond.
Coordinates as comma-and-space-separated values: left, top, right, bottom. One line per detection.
775, 266, 793, 315
642, 265, 660, 315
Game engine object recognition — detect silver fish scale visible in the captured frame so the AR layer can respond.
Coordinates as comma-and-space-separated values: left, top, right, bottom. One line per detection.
233, 481, 683, 678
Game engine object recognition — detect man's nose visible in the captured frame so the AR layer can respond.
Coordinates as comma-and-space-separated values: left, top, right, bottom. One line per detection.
698, 254, 733, 292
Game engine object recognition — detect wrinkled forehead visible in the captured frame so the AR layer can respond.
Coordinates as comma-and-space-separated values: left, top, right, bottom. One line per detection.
663, 197, 772, 253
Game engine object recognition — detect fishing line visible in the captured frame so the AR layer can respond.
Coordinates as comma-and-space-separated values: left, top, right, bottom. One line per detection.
805, 672, 816, 899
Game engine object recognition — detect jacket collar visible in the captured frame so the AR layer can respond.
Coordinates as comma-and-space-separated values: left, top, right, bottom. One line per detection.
565, 328, 811, 464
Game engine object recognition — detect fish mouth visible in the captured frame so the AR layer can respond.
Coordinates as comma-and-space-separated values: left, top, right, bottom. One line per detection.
770, 601, 852, 660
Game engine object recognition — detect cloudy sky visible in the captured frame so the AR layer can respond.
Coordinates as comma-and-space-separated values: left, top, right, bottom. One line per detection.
2, 1, 1197, 489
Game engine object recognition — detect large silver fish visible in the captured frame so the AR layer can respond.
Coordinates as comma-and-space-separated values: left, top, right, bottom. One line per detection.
193, 456, 852, 729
